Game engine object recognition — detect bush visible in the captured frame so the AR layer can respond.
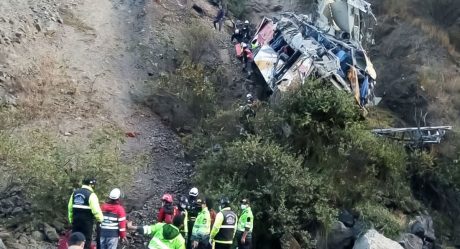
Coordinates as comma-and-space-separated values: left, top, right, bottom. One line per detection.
196, 137, 337, 247
356, 202, 405, 239
181, 20, 215, 63
227, 0, 249, 19
154, 60, 217, 118
0, 127, 137, 222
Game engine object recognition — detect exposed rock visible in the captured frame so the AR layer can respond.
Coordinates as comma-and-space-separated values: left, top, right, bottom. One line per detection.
410, 215, 436, 242
280, 232, 301, 249
5, 242, 26, 249
51, 220, 65, 233
339, 210, 356, 227
399, 233, 423, 249
272, 4, 283, 11
327, 221, 354, 249
31, 231, 45, 241
43, 223, 59, 242
0, 232, 12, 240
353, 229, 404, 249
34, 22, 42, 32
0, 239, 5, 249
18, 235, 28, 245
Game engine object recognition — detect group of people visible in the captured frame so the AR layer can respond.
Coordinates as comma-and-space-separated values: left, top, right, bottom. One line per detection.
67, 178, 254, 249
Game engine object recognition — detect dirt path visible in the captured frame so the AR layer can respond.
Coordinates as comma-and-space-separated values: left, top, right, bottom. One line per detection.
57, 0, 191, 224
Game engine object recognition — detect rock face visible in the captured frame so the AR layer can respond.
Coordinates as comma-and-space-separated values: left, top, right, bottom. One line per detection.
43, 223, 59, 242
327, 221, 355, 249
0, 239, 6, 249
399, 233, 423, 249
353, 229, 404, 249
410, 215, 436, 242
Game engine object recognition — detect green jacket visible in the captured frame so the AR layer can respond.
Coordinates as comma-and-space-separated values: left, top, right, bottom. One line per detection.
67, 185, 103, 223
191, 207, 211, 241
237, 207, 253, 232
142, 223, 185, 249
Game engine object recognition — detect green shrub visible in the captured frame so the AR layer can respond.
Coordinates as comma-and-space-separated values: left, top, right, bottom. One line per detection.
195, 137, 337, 247
356, 202, 405, 239
0, 127, 137, 222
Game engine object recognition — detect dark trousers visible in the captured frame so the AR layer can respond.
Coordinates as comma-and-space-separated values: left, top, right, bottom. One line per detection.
214, 243, 231, 249
72, 220, 94, 249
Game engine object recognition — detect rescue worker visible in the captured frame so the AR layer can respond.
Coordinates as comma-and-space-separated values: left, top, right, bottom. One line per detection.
213, 6, 225, 31
68, 178, 104, 249
177, 196, 189, 242
127, 215, 186, 249
241, 20, 251, 42
241, 43, 254, 75
158, 193, 179, 224
68, 232, 87, 249
100, 188, 127, 249
190, 198, 211, 249
231, 29, 244, 44
187, 187, 200, 248
210, 197, 238, 249
236, 199, 254, 249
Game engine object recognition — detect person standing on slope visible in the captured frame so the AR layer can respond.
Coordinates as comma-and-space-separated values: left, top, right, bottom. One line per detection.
236, 198, 254, 249
187, 187, 200, 248
68, 178, 104, 249
177, 196, 189, 244
100, 188, 128, 249
210, 197, 237, 249
190, 198, 211, 249
128, 215, 186, 249
158, 193, 179, 224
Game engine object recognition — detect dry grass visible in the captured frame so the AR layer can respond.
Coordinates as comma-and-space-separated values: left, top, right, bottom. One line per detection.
383, 0, 458, 57
11, 55, 80, 120
59, 7, 96, 35
418, 66, 460, 123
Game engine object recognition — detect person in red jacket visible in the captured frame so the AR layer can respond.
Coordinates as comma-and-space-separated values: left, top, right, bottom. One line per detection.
100, 188, 127, 249
157, 193, 179, 224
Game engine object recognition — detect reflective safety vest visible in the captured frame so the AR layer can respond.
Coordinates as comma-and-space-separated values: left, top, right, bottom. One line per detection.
179, 209, 188, 234
72, 187, 92, 220
192, 207, 211, 238
237, 207, 254, 233
100, 212, 124, 237
214, 209, 237, 244
143, 223, 186, 249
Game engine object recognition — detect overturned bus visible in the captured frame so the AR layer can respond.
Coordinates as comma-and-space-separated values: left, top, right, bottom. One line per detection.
250, 0, 378, 108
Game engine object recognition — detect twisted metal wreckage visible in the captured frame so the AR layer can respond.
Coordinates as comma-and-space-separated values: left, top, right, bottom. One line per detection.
248, 0, 451, 147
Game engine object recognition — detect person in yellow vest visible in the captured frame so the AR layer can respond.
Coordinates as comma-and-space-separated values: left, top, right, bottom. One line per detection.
191, 198, 211, 249
236, 198, 254, 249
68, 178, 104, 249
210, 197, 237, 249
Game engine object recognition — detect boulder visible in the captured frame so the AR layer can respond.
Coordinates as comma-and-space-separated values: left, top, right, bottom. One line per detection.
280, 233, 301, 249
353, 229, 404, 249
327, 221, 354, 249
31, 231, 45, 241
51, 220, 65, 233
399, 233, 423, 249
339, 210, 356, 227
0, 239, 5, 249
409, 215, 436, 242
43, 223, 59, 242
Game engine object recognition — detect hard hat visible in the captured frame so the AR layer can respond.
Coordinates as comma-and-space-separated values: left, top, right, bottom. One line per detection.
246, 93, 253, 99
235, 29, 240, 34
244, 20, 249, 24
161, 193, 173, 203
179, 195, 189, 205
83, 177, 96, 185
109, 188, 121, 200
241, 42, 248, 48
189, 187, 199, 197
220, 196, 231, 206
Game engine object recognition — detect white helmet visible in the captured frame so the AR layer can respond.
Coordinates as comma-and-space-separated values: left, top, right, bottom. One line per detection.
244, 20, 249, 24
235, 29, 240, 34
246, 93, 253, 99
109, 188, 121, 200
189, 187, 199, 197
241, 42, 248, 48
